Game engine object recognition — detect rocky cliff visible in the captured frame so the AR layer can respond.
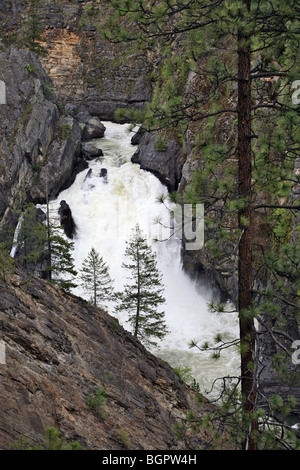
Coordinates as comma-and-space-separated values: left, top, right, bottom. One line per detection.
0, 0, 153, 119
0, 264, 224, 450
0, 48, 85, 229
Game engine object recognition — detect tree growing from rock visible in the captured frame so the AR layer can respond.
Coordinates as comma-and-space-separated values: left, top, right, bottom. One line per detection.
115, 224, 168, 347
45, 226, 78, 292
0, 242, 15, 282
14, 202, 47, 270
79, 247, 114, 308
21, 0, 47, 56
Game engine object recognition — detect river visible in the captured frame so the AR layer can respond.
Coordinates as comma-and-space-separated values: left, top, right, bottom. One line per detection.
42, 121, 240, 400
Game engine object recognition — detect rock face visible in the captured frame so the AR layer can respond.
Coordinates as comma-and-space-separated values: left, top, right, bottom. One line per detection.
131, 131, 186, 192
0, 1, 153, 120
58, 200, 76, 239
0, 265, 224, 450
0, 49, 84, 228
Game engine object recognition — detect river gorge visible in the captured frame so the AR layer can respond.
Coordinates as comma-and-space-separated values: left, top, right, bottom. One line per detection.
40, 121, 240, 400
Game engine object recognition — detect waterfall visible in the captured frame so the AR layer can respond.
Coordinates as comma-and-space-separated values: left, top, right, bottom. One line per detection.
41, 121, 240, 399
10, 214, 24, 258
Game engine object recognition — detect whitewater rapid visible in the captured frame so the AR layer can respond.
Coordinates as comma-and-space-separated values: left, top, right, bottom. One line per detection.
42, 121, 240, 399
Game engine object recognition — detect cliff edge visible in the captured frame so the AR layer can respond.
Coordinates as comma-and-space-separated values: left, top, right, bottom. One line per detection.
0, 264, 223, 450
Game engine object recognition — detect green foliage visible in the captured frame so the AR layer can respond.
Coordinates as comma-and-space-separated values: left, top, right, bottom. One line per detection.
115, 224, 168, 347
115, 428, 131, 448
21, 0, 47, 56
45, 227, 78, 292
12, 427, 84, 450
86, 387, 107, 420
0, 242, 15, 282
14, 202, 47, 269
60, 123, 73, 142
43, 84, 54, 100
173, 364, 200, 392
172, 421, 186, 441
79, 247, 114, 307
104, 0, 300, 449
87, 387, 107, 409
26, 63, 35, 74
155, 134, 168, 152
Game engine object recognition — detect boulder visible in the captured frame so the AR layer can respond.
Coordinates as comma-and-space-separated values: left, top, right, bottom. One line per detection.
81, 141, 103, 160
99, 168, 108, 182
82, 116, 106, 141
131, 126, 146, 145
58, 200, 76, 239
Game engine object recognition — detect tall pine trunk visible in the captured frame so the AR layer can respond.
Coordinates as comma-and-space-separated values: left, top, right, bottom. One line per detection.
237, 0, 257, 450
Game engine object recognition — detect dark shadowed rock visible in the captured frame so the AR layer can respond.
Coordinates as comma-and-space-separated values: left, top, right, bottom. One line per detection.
131, 127, 146, 145
99, 168, 108, 182
82, 117, 106, 141
84, 168, 93, 181
58, 200, 76, 239
81, 141, 104, 160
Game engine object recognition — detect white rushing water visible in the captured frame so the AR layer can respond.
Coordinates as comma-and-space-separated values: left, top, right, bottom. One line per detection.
43, 121, 240, 400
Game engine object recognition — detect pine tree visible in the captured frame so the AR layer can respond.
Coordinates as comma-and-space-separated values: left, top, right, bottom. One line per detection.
14, 202, 47, 269
0, 242, 15, 282
115, 224, 168, 348
79, 247, 114, 308
104, 0, 300, 449
21, 0, 47, 56
45, 226, 78, 292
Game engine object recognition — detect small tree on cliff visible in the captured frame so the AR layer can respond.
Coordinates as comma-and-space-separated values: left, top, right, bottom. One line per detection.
115, 224, 168, 348
44, 220, 78, 292
0, 243, 15, 282
21, 0, 47, 56
14, 202, 47, 269
79, 247, 114, 308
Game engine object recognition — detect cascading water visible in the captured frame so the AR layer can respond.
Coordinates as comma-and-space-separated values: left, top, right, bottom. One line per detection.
41, 121, 240, 400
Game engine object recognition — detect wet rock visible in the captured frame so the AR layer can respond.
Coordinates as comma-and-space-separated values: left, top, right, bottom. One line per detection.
131, 126, 146, 145
81, 141, 103, 160
58, 200, 76, 239
82, 117, 106, 141
131, 131, 186, 192
84, 168, 93, 181
99, 168, 107, 182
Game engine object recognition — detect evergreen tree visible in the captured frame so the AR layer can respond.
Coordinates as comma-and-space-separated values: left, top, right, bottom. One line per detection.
21, 0, 47, 56
104, 0, 300, 449
79, 246, 114, 308
45, 225, 78, 292
42, 179, 77, 292
0, 242, 15, 282
115, 224, 168, 348
14, 202, 47, 269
